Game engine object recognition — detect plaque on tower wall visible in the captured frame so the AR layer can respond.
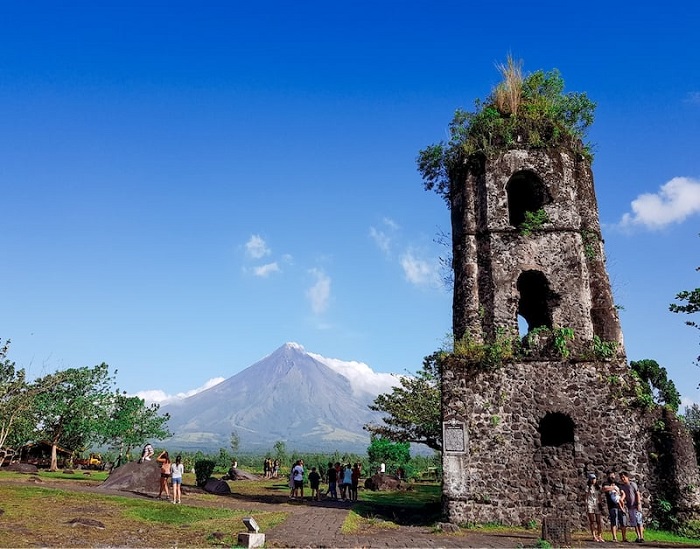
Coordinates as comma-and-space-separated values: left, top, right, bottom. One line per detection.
443, 421, 466, 454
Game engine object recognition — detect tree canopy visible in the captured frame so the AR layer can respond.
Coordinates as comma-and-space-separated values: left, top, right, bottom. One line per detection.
0, 339, 61, 454
417, 56, 596, 204
366, 436, 410, 471
102, 392, 171, 459
630, 359, 681, 412
33, 363, 115, 470
364, 352, 442, 451
1, 340, 172, 468
0, 339, 31, 452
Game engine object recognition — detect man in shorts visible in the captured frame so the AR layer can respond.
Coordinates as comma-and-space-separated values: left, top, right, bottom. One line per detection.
619, 471, 644, 543
602, 470, 626, 541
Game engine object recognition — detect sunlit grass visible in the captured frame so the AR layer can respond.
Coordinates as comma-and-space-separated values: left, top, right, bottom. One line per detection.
341, 508, 400, 534
0, 483, 286, 547
598, 528, 700, 545
358, 482, 440, 507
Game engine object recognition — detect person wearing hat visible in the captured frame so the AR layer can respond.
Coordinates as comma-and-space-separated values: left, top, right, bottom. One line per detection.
585, 473, 605, 542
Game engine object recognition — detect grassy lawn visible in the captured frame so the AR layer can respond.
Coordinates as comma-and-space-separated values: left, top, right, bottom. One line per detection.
0, 474, 285, 548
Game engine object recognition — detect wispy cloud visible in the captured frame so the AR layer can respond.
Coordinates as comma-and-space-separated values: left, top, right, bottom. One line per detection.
619, 177, 700, 229
306, 268, 331, 314
245, 234, 271, 259
134, 377, 225, 405
369, 217, 399, 255
253, 262, 280, 278
400, 250, 440, 288
369, 227, 392, 254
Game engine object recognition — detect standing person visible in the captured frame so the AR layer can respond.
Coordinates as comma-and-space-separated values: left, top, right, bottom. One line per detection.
338, 464, 347, 500
620, 471, 644, 543
308, 467, 321, 501
273, 459, 280, 478
342, 463, 353, 502
351, 463, 361, 501
602, 470, 626, 542
327, 461, 338, 500
156, 451, 172, 500
292, 459, 305, 500
585, 473, 604, 542
170, 455, 184, 504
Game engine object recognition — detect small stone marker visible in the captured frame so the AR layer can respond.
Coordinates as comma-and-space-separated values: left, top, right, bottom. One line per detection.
238, 516, 265, 548
237, 532, 265, 548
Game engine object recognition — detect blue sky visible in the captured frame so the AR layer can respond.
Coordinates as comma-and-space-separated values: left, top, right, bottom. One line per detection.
2, 1, 699, 406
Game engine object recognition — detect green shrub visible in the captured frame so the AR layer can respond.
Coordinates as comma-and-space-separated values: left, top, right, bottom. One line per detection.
194, 459, 216, 487
519, 208, 549, 236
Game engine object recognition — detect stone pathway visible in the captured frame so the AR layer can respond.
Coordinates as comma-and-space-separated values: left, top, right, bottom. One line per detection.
265, 498, 537, 548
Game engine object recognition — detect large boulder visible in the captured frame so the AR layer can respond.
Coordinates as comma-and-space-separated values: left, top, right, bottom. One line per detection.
5, 463, 38, 473
100, 460, 161, 494
364, 473, 411, 492
203, 478, 231, 495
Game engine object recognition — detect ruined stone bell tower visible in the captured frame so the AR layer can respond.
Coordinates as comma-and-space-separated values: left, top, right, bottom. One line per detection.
439, 145, 700, 526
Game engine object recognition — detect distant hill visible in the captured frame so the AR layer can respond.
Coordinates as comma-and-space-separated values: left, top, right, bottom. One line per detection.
159, 343, 398, 453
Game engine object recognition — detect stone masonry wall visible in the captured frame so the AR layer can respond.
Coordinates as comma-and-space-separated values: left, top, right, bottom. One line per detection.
442, 357, 700, 528
444, 146, 700, 528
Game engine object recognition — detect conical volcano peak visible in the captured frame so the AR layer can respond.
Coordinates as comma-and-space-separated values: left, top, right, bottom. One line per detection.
160, 343, 400, 453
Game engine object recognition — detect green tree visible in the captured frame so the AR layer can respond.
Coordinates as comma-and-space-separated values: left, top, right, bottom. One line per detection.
629, 359, 681, 412
417, 57, 596, 205
0, 338, 29, 452
364, 352, 442, 451
33, 363, 115, 471
669, 252, 699, 366
366, 436, 410, 474
272, 440, 288, 464
0, 339, 58, 456
102, 393, 171, 460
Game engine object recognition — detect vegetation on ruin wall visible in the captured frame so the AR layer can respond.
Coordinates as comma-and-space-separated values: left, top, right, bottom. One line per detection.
447, 327, 618, 369
417, 56, 596, 204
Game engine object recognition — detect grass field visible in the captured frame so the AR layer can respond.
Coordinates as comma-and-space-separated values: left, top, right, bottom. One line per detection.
1, 470, 700, 547
0, 471, 285, 547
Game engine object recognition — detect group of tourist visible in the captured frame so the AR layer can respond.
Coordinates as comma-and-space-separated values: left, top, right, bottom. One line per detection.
287, 460, 362, 502
325, 461, 362, 501
263, 457, 280, 478
139, 444, 184, 504
585, 470, 644, 543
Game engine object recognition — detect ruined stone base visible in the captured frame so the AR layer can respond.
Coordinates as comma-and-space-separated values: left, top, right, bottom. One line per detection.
237, 532, 265, 548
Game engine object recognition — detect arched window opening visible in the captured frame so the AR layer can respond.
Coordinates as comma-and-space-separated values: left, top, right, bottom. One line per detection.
539, 412, 575, 447
517, 270, 559, 332
506, 170, 550, 227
